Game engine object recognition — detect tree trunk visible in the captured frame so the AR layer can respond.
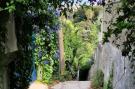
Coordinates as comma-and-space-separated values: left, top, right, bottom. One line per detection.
58, 29, 65, 75
77, 65, 80, 81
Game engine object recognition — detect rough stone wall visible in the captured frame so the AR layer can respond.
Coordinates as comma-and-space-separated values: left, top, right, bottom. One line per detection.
90, 43, 135, 89
0, 70, 4, 89
0, 67, 9, 89
89, 1, 135, 89
5, 14, 18, 53
0, 14, 17, 89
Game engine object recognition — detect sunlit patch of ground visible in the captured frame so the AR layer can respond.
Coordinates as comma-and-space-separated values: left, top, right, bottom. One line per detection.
28, 81, 48, 89
51, 81, 91, 89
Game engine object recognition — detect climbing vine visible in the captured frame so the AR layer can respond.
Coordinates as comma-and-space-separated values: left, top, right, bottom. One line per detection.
104, 0, 135, 55
32, 26, 58, 83
0, 0, 60, 88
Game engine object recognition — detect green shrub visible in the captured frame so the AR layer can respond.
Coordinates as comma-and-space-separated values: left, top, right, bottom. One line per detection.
107, 73, 113, 89
91, 70, 104, 89
103, 68, 113, 89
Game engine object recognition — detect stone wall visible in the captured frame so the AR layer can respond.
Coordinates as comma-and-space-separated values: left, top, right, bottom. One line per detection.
0, 67, 9, 89
0, 14, 17, 89
0, 70, 4, 89
89, 1, 135, 89
90, 43, 135, 89
5, 14, 18, 53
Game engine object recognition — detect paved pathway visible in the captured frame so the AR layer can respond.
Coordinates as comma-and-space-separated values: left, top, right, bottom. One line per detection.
51, 81, 91, 89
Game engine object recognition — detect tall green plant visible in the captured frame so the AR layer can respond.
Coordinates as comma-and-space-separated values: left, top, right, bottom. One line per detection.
32, 28, 57, 83
92, 70, 104, 89
62, 6, 100, 79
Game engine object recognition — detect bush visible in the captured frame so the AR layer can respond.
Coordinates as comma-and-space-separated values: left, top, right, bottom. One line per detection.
91, 70, 104, 89
103, 68, 113, 89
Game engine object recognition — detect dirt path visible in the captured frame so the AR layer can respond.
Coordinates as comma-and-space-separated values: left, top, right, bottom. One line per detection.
51, 81, 91, 89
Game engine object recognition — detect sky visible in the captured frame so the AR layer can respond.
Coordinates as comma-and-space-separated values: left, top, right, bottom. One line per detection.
74, 0, 90, 4
74, 0, 100, 6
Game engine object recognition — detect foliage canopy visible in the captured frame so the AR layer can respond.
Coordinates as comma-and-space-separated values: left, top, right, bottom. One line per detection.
62, 6, 100, 79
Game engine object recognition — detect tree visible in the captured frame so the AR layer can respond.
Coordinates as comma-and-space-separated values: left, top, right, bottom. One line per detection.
62, 6, 100, 80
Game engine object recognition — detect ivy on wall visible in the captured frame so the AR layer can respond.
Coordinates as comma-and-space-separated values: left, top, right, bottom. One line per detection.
104, 0, 135, 54
32, 26, 57, 83
103, 0, 135, 82
0, 0, 59, 88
